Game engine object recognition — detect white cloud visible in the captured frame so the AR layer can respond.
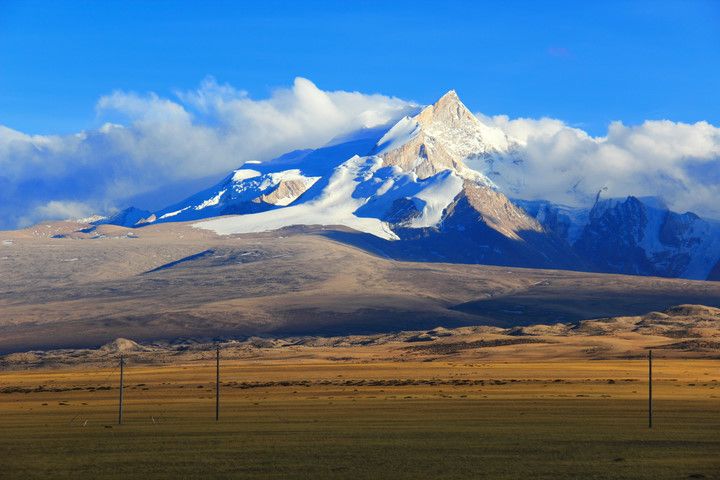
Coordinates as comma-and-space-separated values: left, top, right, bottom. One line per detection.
0, 78, 415, 228
18, 201, 96, 228
478, 114, 720, 219
2, 78, 720, 229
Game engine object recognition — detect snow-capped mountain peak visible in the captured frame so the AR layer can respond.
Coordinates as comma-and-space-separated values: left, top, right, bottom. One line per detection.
92, 90, 720, 280
133, 91, 515, 237
375, 90, 512, 182
187, 92, 554, 249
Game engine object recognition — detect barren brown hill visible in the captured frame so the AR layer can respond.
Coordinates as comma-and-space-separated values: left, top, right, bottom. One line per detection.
1, 220, 720, 353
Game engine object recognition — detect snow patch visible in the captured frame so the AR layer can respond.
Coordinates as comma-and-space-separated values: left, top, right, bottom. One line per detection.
407, 171, 464, 228
195, 189, 226, 210
195, 156, 399, 240
231, 169, 262, 182
376, 116, 420, 153
76, 215, 107, 224
159, 206, 191, 220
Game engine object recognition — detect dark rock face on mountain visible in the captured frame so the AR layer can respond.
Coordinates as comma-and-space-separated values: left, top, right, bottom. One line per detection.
520, 197, 720, 280
428, 183, 579, 268
708, 260, 720, 281
574, 197, 657, 276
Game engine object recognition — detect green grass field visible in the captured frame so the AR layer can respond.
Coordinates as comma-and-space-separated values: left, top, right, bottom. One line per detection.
1, 361, 719, 479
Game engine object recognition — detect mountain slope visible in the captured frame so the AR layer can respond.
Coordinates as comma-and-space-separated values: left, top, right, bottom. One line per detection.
94, 207, 152, 227
349, 181, 581, 269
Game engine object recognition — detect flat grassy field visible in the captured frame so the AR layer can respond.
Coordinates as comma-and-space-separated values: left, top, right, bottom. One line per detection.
1, 360, 719, 479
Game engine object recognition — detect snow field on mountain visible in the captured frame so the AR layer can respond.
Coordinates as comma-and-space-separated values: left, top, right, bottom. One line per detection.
195, 155, 399, 240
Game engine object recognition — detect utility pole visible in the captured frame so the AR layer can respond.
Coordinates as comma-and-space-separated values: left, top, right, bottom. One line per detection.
648, 350, 653, 429
119, 355, 125, 425
216, 346, 220, 422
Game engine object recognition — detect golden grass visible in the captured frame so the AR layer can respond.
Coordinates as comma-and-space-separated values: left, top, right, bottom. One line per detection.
1, 359, 719, 479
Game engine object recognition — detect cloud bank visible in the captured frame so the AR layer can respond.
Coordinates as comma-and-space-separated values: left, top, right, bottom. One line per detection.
0, 78, 415, 228
478, 114, 720, 218
1, 78, 719, 229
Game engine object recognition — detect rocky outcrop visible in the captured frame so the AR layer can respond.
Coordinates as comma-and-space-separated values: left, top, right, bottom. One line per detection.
377, 90, 511, 180
460, 181, 543, 241
254, 177, 319, 206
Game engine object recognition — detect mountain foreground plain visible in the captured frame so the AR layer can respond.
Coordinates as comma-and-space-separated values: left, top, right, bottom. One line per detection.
1, 357, 719, 479
2, 220, 720, 478
2, 220, 720, 353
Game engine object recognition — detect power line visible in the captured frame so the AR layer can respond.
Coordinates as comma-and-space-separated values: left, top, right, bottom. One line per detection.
216, 346, 220, 422
648, 350, 653, 429
118, 355, 124, 426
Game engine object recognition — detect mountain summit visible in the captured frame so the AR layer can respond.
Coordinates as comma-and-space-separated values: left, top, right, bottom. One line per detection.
172, 91, 557, 255
104, 91, 720, 280
374, 90, 512, 180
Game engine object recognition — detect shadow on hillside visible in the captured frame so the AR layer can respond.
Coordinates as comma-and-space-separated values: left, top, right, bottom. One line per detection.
450, 291, 720, 327
320, 228, 584, 269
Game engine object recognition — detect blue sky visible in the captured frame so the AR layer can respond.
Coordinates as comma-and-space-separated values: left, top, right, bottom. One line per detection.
1, 0, 719, 136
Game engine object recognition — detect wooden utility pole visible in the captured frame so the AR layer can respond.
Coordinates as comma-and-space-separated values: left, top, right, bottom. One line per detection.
118, 355, 125, 425
215, 346, 220, 422
648, 350, 653, 429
